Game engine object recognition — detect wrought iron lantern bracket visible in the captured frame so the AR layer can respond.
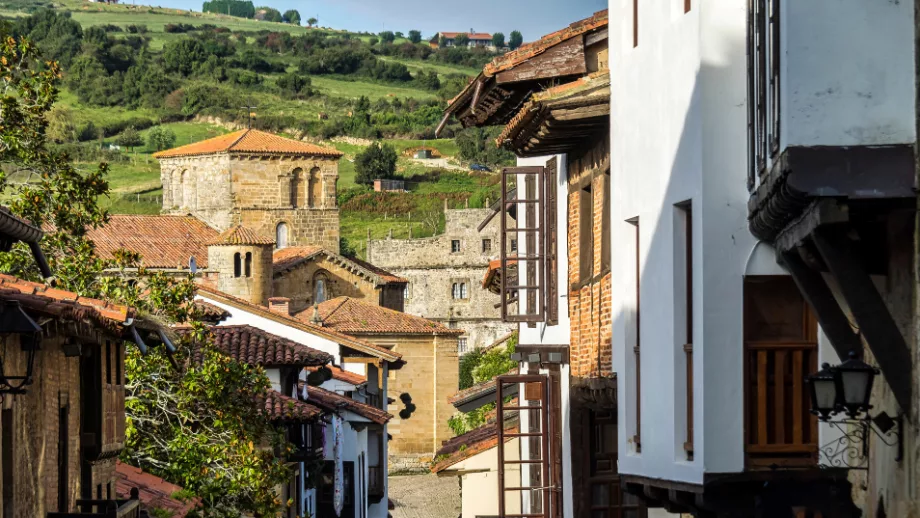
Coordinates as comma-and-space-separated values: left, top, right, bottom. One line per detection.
817, 412, 903, 471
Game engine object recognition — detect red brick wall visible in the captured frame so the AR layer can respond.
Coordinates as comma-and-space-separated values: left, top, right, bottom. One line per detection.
566, 135, 612, 378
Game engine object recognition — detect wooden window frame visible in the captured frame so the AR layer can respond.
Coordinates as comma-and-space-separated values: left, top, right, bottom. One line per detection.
748, 0, 779, 183
482, 238, 492, 254
545, 157, 559, 326
2, 407, 13, 518
500, 167, 546, 323
578, 186, 594, 284
58, 402, 69, 511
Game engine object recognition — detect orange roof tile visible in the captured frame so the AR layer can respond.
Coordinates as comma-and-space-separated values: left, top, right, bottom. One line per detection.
263, 390, 323, 422
184, 325, 333, 367
431, 414, 519, 473
306, 365, 367, 386
0, 274, 133, 332
207, 224, 275, 246
304, 383, 392, 424
115, 462, 199, 518
153, 129, 344, 159
300, 297, 462, 336
272, 246, 325, 272
87, 215, 218, 269
272, 247, 406, 284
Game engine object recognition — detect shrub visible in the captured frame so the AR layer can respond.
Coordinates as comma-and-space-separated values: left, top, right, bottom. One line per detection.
408, 30, 422, 44
147, 126, 177, 152
163, 39, 209, 76
180, 84, 234, 116
100, 117, 156, 137
354, 142, 397, 186
115, 126, 143, 151
276, 73, 311, 97
125, 24, 148, 34
282, 9, 300, 25
76, 121, 100, 142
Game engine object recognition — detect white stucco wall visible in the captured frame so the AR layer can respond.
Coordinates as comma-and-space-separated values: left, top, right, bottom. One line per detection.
782, 0, 915, 149
443, 437, 522, 518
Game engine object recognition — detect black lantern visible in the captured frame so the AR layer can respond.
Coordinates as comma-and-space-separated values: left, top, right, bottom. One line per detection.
0, 300, 42, 394
806, 362, 839, 420
834, 351, 878, 419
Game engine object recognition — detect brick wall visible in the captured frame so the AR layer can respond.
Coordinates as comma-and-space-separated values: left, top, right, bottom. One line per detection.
566, 136, 612, 378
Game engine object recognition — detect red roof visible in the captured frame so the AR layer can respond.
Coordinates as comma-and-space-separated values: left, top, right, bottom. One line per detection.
431, 413, 519, 473
273, 246, 325, 272
273, 247, 406, 284
300, 297, 462, 336
434, 32, 493, 41
0, 274, 133, 332
153, 129, 343, 159
448, 367, 517, 407
188, 325, 333, 367
304, 384, 392, 424
87, 215, 218, 269
306, 365, 367, 386
115, 462, 199, 517
207, 224, 275, 246
263, 390, 323, 422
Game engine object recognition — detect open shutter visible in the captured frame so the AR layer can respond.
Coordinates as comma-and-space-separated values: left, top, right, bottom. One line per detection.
501, 167, 546, 322
497, 374, 554, 518
545, 158, 558, 326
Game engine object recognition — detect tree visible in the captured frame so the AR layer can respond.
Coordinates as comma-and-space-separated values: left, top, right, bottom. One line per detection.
116, 126, 143, 151
255, 7, 283, 22
163, 38, 209, 76
408, 30, 422, 44
354, 142, 397, 185
379, 30, 395, 43
282, 9, 300, 24
368, 36, 379, 46
492, 32, 505, 48
47, 105, 77, 143
146, 126, 177, 152
456, 126, 515, 166
307, 17, 318, 27
202, 0, 255, 18
395, 31, 404, 39
509, 30, 523, 50
14, 9, 83, 67
454, 33, 470, 47
0, 36, 296, 517
276, 73, 311, 97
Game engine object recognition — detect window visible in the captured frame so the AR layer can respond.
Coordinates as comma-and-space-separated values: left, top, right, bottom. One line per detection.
404, 283, 411, 300
482, 238, 492, 253
3, 408, 13, 518
314, 271, 329, 303
676, 201, 693, 459
451, 240, 461, 253
457, 338, 468, 354
244, 252, 252, 278
545, 157, 558, 325
579, 185, 595, 283
510, 239, 517, 252
451, 282, 469, 300
500, 167, 546, 322
276, 222, 289, 249
308, 167, 322, 208
748, 0, 780, 188
290, 168, 302, 207
233, 252, 242, 278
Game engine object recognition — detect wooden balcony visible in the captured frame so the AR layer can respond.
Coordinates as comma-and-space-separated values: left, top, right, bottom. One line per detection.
47, 497, 140, 518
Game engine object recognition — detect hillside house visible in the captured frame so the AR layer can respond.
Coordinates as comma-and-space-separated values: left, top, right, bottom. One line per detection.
429, 32, 494, 49
367, 208, 517, 355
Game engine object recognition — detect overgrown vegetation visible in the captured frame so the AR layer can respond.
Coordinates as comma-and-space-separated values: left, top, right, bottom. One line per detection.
447, 333, 518, 436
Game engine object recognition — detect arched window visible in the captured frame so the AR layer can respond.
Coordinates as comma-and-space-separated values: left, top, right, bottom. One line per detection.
233, 253, 241, 278
173, 169, 184, 208
244, 252, 252, 277
290, 168, 303, 208
460, 282, 468, 299
308, 167, 322, 208
314, 271, 329, 303
276, 222, 288, 249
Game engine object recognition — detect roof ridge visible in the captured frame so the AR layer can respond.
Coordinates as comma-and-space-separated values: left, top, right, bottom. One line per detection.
227, 128, 252, 150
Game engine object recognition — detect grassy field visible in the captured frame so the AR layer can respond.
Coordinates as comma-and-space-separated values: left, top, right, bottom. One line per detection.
378, 56, 479, 79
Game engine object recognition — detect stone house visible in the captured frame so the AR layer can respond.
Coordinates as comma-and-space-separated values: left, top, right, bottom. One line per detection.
153, 128, 343, 252
367, 209, 517, 355
293, 296, 461, 472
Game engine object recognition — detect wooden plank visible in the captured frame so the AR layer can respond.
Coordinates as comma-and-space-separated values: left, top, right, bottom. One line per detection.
792, 350, 803, 446
495, 35, 587, 84
812, 227, 912, 415
774, 350, 785, 444
757, 350, 768, 446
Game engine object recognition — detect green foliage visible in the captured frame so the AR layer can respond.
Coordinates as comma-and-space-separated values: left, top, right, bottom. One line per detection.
282, 9, 301, 25
147, 126, 177, 152
307, 17, 318, 27
408, 30, 422, 44
202, 0, 255, 19
115, 126, 143, 151
473, 334, 517, 382
13, 9, 83, 67
447, 334, 517, 435
379, 31, 395, 44
354, 141, 397, 186
448, 403, 494, 436
367, 37, 379, 47
509, 30, 523, 50
65, 54, 125, 107
339, 237, 357, 258
458, 348, 484, 390
256, 6, 282, 23
454, 33, 470, 47
47, 105, 77, 144
456, 126, 515, 166
492, 32, 505, 48
275, 73, 312, 98
163, 38, 209, 76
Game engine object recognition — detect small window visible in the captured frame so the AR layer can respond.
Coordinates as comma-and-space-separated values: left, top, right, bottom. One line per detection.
451, 240, 461, 253
482, 239, 492, 253
457, 338, 468, 354
404, 284, 411, 300
276, 222, 289, 249
244, 252, 252, 278
510, 239, 517, 252
451, 282, 468, 300
233, 253, 242, 278
461, 283, 468, 299
314, 270, 330, 303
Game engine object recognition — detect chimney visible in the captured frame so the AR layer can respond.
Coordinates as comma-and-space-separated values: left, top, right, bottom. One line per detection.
311, 303, 323, 326
268, 297, 292, 317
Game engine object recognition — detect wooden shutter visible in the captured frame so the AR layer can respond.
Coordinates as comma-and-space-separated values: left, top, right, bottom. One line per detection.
545, 158, 558, 325
501, 167, 546, 323
579, 187, 594, 283
600, 173, 610, 273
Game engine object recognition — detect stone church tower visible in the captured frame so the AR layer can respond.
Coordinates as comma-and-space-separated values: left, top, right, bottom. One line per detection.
207, 224, 275, 305
154, 129, 343, 252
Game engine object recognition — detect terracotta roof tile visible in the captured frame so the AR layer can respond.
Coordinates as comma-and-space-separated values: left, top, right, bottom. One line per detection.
306, 365, 367, 386
431, 413, 519, 473
115, 462, 199, 517
195, 286, 403, 362
263, 390, 323, 422
272, 246, 325, 272
305, 384, 392, 424
0, 274, 133, 332
207, 224, 275, 246
153, 129, 344, 159
347, 256, 407, 284
184, 325, 333, 367
193, 300, 231, 323
448, 368, 517, 407
87, 215, 218, 269
272, 247, 405, 284
298, 297, 462, 335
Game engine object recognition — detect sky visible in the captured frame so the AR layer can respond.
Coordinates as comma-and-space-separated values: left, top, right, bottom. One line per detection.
157, 0, 608, 42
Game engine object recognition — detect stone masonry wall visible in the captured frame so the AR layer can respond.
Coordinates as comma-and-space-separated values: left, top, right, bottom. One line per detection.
160, 154, 234, 230
357, 334, 458, 472
209, 244, 274, 306
273, 254, 381, 314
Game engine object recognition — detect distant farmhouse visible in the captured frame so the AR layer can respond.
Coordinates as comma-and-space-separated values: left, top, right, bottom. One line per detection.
429, 31, 494, 50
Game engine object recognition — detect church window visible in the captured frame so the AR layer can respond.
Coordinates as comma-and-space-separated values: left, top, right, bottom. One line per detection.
233, 253, 242, 278
245, 252, 252, 277
314, 271, 330, 303
276, 223, 289, 249
308, 167, 322, 208
291, 168, 303, 208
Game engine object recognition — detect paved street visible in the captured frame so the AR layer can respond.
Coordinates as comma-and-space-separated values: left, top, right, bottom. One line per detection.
389, 473, 461, 518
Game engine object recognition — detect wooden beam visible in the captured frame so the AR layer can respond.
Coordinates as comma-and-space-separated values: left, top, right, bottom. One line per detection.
780, 251, 863, 361
811, 226, 912, 414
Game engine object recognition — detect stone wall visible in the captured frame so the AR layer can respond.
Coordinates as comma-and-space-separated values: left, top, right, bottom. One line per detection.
273, 254, 382, 314
357, 334, 458, 472
240, 208, 340, 253
209, 243, 274, 306
160, 154, 235, 230
367, 209, 516, 351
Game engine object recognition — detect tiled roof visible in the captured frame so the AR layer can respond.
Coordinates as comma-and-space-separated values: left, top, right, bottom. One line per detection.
304, 384, 392, 424
196, 286, 403, 362
193, 300, 231, 323
87, 215, 218, 269
431, 413, 519, 473
301, 297, 462, 336
0, 274, 133, 333
263, 390, 323, 422
306, 365, 367, 386
207, 224, 275, 246
483, 10, 608, 76
115, 462, 199, 517
447, 368, 518, 407
272, 247, 406, 284
153, 129, 344, 159
185, 325, 333, 367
